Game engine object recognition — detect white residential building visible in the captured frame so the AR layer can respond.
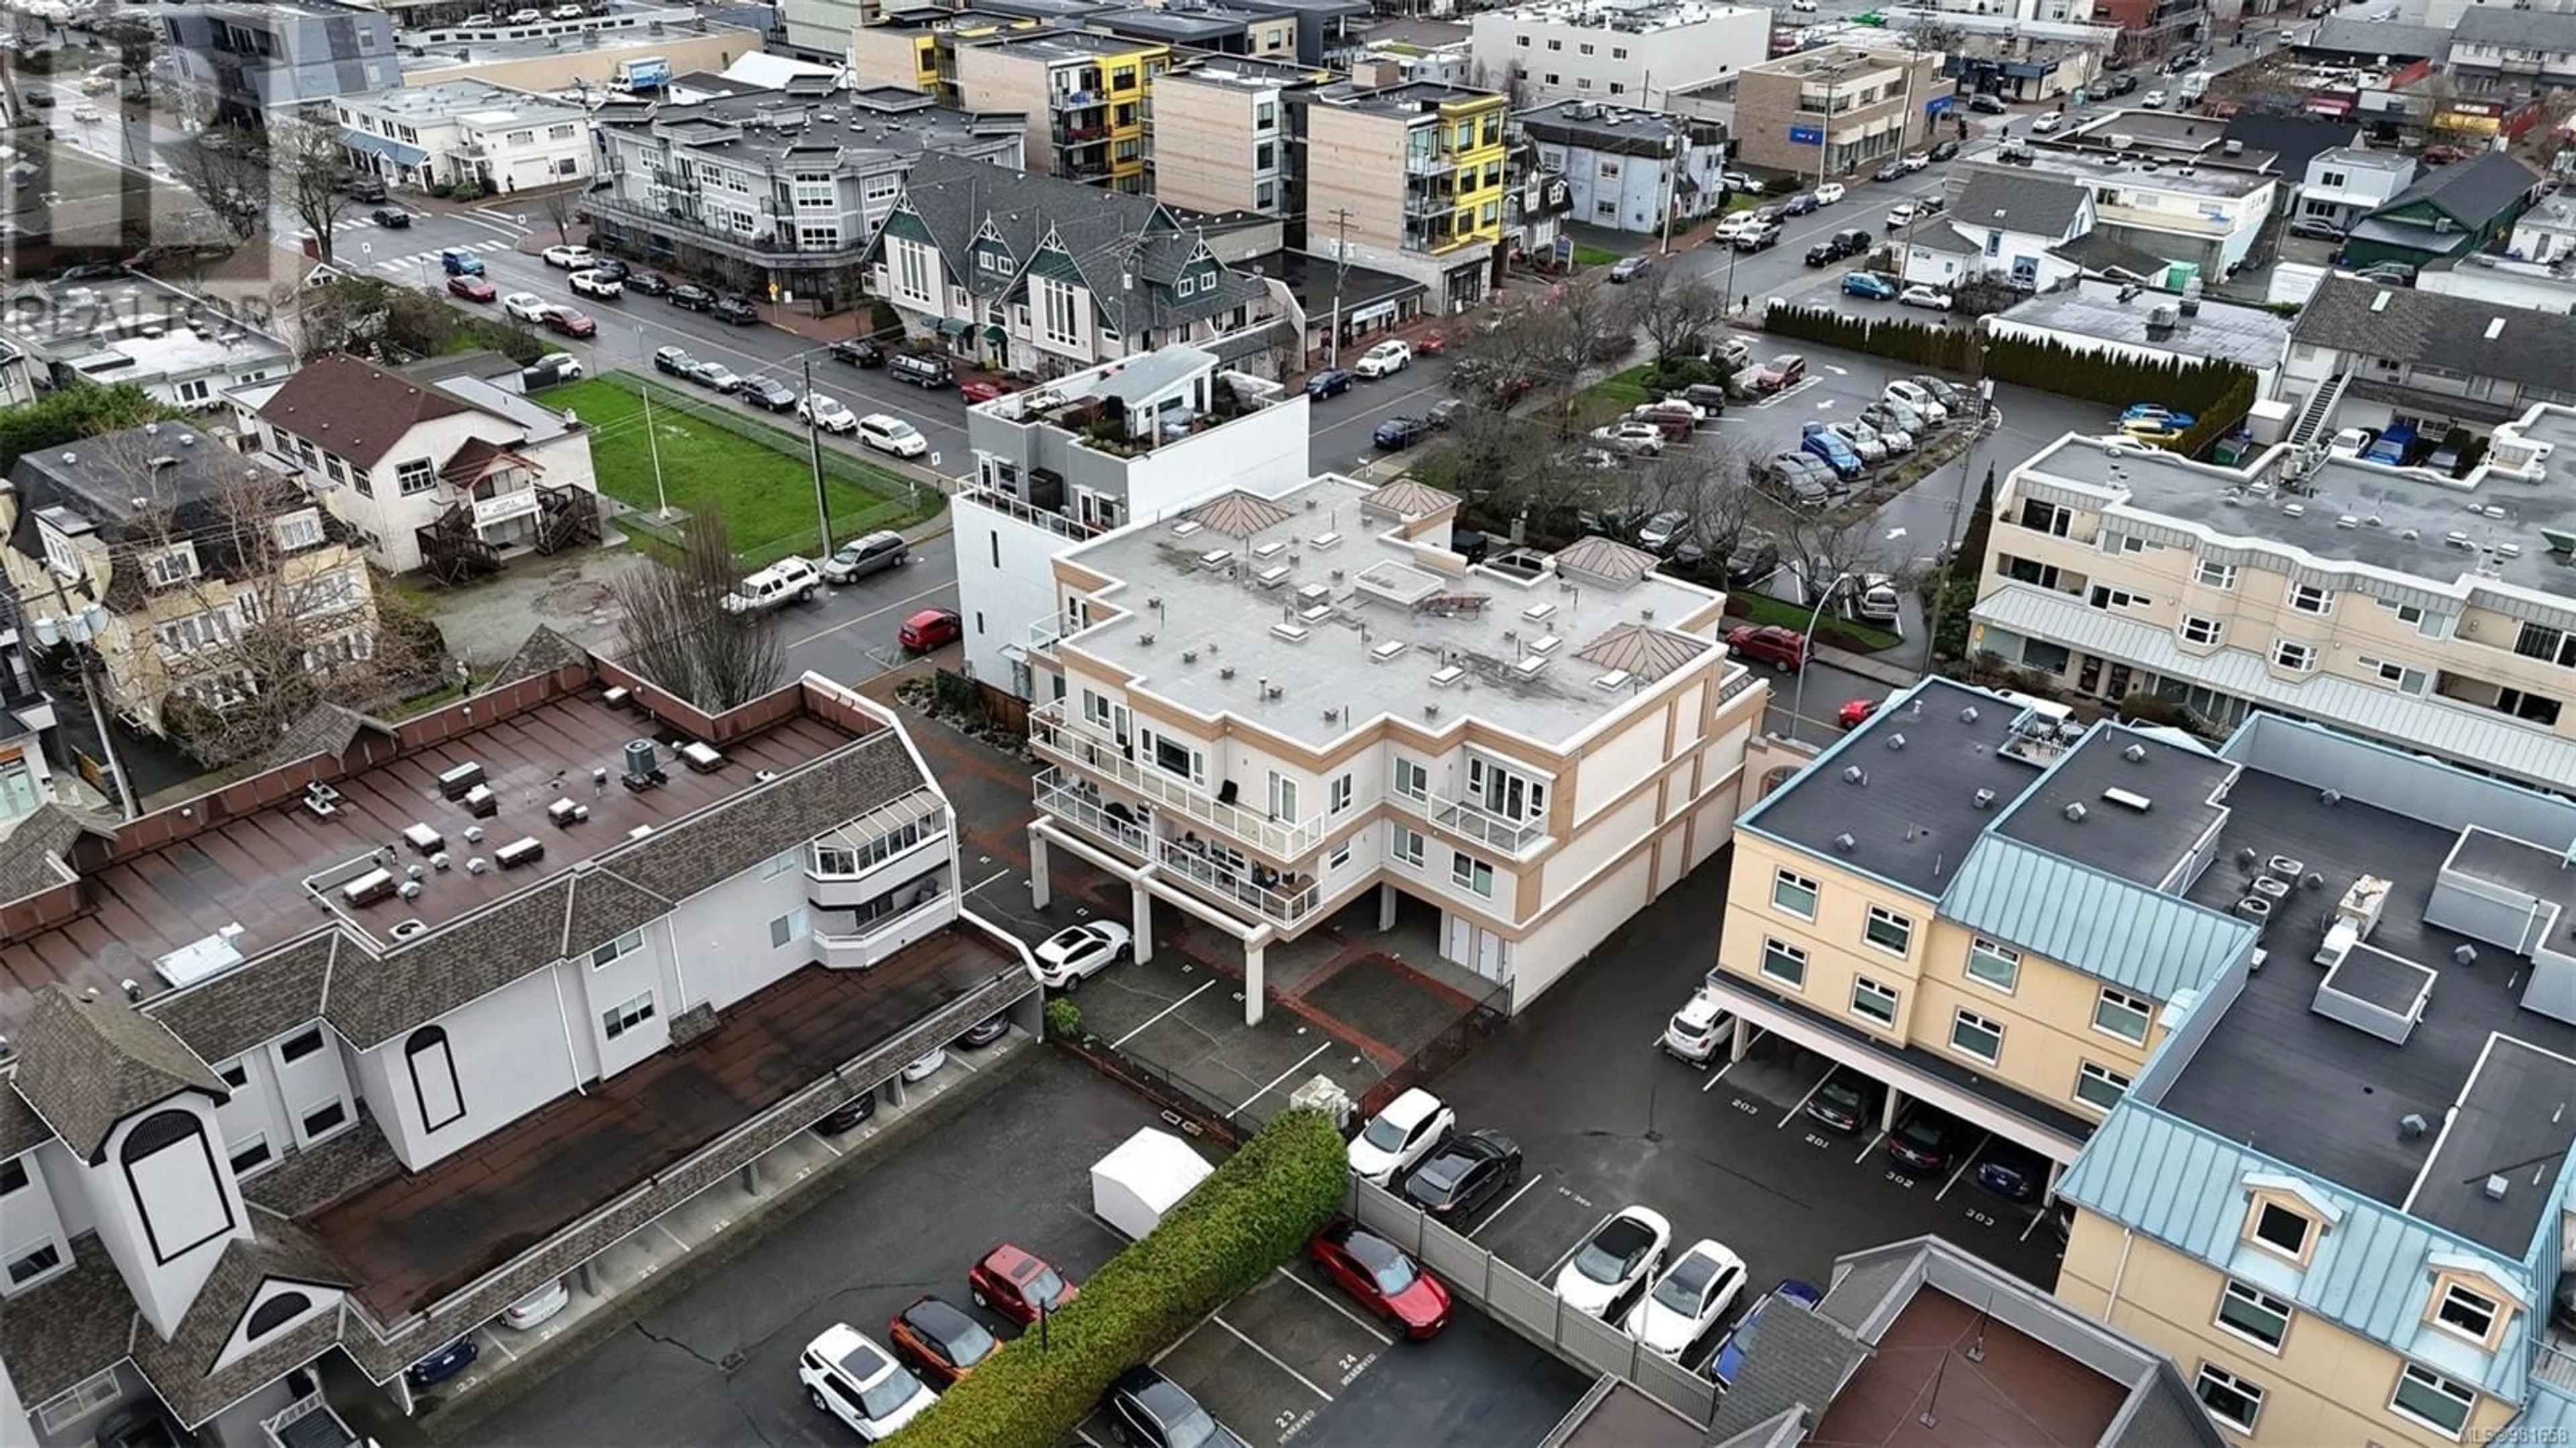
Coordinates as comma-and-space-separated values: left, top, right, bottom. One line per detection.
331, 80, 595, 195
1517, 99, 1731, 235
1900, 169, 2098, 291
0, 274, 293, 413
2292, 146, 2415, 232
1468, 0, 1769, 108
2511, 194, 2576, 267
956, 345, 1310, 699
250, 354, 601, 580
2277, 272, 2576, 451
1021, 470, 1772, 1021
0, 654, 1033, 1448
2006, 137, 2280, 278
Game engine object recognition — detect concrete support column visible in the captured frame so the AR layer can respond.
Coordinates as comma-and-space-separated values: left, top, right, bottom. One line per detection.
887, 1073, 908, 1109
739, 1159, 763, 1198
1027, 828, 1051, 910
1131, 886, 1155, 964
2046, 1157, 2066, 1199
578, 1259, 603, 1298
1244, 941, 1267, 1027
1729, 1015, 1754, 1063
1881, 1086, 1905, 1135
1377, 882, 1398, 931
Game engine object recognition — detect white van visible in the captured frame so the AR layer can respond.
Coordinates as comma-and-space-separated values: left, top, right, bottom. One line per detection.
857, 414, 928, 459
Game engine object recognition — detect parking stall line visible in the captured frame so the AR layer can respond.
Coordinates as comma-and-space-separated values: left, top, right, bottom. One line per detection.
1209, 1314, 1335, 1402
1274, 1268, 1395, 1347
1226, 1042, 1334, 1122
1702, 1028, 1765, 1091
1152, 1304, 1230, 1367
1475, 1173, 1546, 1237
1779, 1064, 1840, 1129
2021, 1202, 2051, 1242
1937, 1135, 1992, 1201
1073, 1433, 1110, 1448
963, 868, 1011, 896
483, 1329, 520, 1362
1113, 980, 1216, 1049
1855, 1128, 1889, 1166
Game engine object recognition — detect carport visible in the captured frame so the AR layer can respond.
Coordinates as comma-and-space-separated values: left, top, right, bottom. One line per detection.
1030, 819, 1279, 1025
1709, 979, 2089, 1194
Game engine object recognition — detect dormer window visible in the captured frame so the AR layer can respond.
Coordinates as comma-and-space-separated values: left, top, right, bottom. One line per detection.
2435, 1282, 2500, 1344
272, 509, 325, 552
144, 544, 201, 588
2249, 1198, 2313, 1261
40, 529, 81, 581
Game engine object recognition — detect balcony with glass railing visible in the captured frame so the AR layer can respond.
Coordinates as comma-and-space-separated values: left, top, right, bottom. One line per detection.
1426, 790, 1549, 857
1026, 617, 1062, 658
1155, 836, 1320, 929
1033, 765, 1149, 861
1029, 700, 1324, 858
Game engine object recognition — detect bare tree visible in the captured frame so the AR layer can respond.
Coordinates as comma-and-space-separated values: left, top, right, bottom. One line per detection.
169, 130, 269, 243
608, 515, 786, 711
1764, 504, 1893, 609
1619, 270, 1729, 365
87, 430, 431, 766
270, 115, 355, 265
1897, 18, 1965, 58
539, 186, 579, 246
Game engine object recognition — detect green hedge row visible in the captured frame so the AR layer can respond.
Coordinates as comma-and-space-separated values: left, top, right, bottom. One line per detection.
1760, 304, 2257, 423
892, 1107, 1349, 1448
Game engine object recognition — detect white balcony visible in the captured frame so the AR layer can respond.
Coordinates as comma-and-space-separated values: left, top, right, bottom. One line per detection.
1155, 835, 1320, 929
1034, 765, 1149, 861
813, 887, 953, 969
1026, 617, 1062, 658
1426, 790, 1549, 856
1030, 700, 1324, 859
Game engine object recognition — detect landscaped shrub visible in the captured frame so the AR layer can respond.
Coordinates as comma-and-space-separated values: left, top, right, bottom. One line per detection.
1044, 997, 1083, 1041
894, 1108, 1348, 1448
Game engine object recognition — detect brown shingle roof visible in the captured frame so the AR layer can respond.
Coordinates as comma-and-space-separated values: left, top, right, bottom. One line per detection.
131, 1223, 352, 1429
14, 985, 227, 1159
147, 933, 337, 1067
488, 624, 594, 688
1362, 478, 1459, 519
0, 804, 99, 907
1552, 535, 1660, 586
254, 354, 488, 470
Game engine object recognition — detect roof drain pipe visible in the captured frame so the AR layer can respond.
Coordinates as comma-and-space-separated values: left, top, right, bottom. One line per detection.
2104, 1223, 2136, 1318
550, 964, 588, 1096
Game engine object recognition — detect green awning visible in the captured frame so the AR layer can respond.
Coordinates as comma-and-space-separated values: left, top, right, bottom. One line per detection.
936, 317, 972, 337
983, 323, 1008, 344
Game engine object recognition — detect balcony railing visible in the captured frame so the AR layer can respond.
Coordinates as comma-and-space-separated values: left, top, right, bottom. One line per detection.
1026, 617, 1062, 657
1034, 766, 1149, 861
1030, 700, 1324, 858
1051, 89, 1105, 111
1427, 790, 1548, 856
812, 888, 953, 968
1155, 836, 1320, 928
1406, 150, 1460, 176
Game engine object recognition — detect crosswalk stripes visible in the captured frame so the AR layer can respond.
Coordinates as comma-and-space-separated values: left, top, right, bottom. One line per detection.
370, 238, 515, 274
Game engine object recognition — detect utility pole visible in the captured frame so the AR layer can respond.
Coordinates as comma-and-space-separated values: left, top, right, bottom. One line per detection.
639, 326, 669, 519
1658, 123, 1679, 256
1924, 333, 1996, 660
1326, 207, 1352, 368
803, 357, 831, 555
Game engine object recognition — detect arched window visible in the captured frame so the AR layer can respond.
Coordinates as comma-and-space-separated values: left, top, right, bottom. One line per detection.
405, 1026, 466, 1133
120, 1109, 199, 1163
246, 1291, 312, 1341
117, 1109, 232, 1264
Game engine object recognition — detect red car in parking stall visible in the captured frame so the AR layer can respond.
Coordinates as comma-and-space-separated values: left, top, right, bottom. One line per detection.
967, 1243, 1077, 1325
899, 608, 962, 653
1309, 1221, 1451, 1339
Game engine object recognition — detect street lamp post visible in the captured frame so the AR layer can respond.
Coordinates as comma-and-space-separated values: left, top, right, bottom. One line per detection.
1923, 335, 1997, 660
1794, 572, 1854, 730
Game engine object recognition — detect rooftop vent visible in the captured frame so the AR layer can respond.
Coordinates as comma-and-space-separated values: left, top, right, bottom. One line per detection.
1171, 519, 1203, 537
1960, 706, 1978, 723
1309, 531, 1340, 549
1511, 656, 1548, 680
1431, 664, 1466, 688
1843, 765, 1867, 785
2400, 1112, 2429, 1138
2123, 743, 2147, 762
1523, 601, 1558, 623
1833, 833, 1856, 854
1593, 670, 1631, 691
2104, 787, 2151, 812
2063, 802, 2088, 822
1255, 564, 1293, 588
1269, 621, 1310, 643
2371, 291, 2392, 313
1973, 788, 1997, 809
2485, 1174, 2510, 1202
1886, 732, 1907, 751
1198, 548, 1234, 570
1371, 639, 1407, 663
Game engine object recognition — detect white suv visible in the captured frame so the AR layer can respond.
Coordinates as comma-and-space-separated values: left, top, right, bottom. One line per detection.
720, 558, 822, 614
857, 414, 928, 459
1354, 340, 1411, 378
798, 1325, 934, 1441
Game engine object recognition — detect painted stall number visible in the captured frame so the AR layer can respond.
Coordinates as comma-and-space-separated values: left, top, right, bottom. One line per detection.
1803, 1133, 1833, 1149
1730, 1098, 1762, 1116
1885, 1172, 1918, 1189
1279, 1408, 1317, 1444
1964, 1209, 1996, 1228
1339, 1353, 1377, 1387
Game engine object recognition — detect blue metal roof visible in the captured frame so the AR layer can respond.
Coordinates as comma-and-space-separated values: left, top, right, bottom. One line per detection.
2512, 1380, 2576, 1437
339, 127, 429, 168
1937, 834, 2256, 1001
2061, 1103, 2537, 1402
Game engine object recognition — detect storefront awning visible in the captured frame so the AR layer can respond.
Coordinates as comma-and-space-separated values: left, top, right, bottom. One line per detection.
339, 127, 428, 168
936, 317, 972, 337
982, 323, 1008, 344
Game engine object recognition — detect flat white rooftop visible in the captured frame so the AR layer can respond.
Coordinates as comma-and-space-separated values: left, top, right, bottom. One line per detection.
1058, 474, 1733, 749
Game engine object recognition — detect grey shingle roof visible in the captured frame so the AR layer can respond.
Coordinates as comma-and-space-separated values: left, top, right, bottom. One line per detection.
2367, 149, 2544, 231
2051, 230, 2176, 278
260, 705, 392, 771
1699, 1298, 1865, 1443
2289, 271, 2576, 393
0, 804, 97, 907
0, 1076, 49, 1157
325, 877, 575, 1050
14, 984, 227, 1159
148, 932, 337, 1066
239, 1115, 398, 1217
131, 1223, 352, 1429
1817, 1237, 1927, 1332
2301, 15, 2449, 57
1953, 170, 2090, 240
489, 623, 594, 688
2453, 6, 2576, 52
0, 1236, 131, 1401
2216, 113, 2363, 178
601, 731, 928, 905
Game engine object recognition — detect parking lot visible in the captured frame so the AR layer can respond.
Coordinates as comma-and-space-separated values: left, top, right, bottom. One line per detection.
1426, 862, 2067, 1376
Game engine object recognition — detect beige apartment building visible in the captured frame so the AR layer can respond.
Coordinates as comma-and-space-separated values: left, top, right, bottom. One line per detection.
953, 30, 1169, 189
1967, 403, 2576, 796
1149, 54, 1332, 218
1732, 43, 1943, 179
1022, 474, 1769, 1023
1301, 81, 1511, 311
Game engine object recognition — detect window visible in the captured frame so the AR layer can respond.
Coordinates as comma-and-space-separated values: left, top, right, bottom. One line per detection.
602, 991, 656, 1039
1148, 733, 1195, 781
2516, 621, 2576, 669
1515, 32, 1529, 44
2194, 559, 2237, 590
38, 1369, 122, 1433
2271, 639, 2315, 672
144, 544, 199, 588
1329, 837, 1352, 870
271, 508, 325, 552
1864, 905, 1912, 956
2290, 582, 2335, 616
1547, 36, 1562, 47
1966, 938, 2020, 992
1330, 774, 1353, 815
2087, 584, 2149, 611
2017, 499, 2072, 536
1450, 851, 1495, 898
0, 1158, 21, 1195
1851, 976, 1898, 1027
1578, 40, 1593, 52
395, 458, 436, 495
763, 846, 800, 878
1392, 757, 1430, 801
406, 1025, 466, 1132
2182, 614, 2223, 645
1772, 868, 1819, 919
1612, 44, 1629, 56
301, 1100, 347, 1139
1466, 756, 1546, 823
2391, 1363, 2476, 1438
1949, 1008, 2004, 1064
40, 525, 81, 581
2094, 986, 2151, 1043
279, 1028, 325, 1064
246, 1290, 313, 1341
2194, 1363, 2265, 1433
2362, 656, 2429, 695
228, 1133, 270, 1175
2251, 1200, 2312, 1259
1760, 937, 1807, 989
1267, 772, 1299, 822
1038, 277, 1082, 348
894, 238, 932, 303
4, 1243, 62, 1288
588, 929, 644, 968
768, 909, 810, 947
2216, 1280, 2292, 1350
2383, 598, 2447, 637
2435, 1282, 2501, 1343
1391, 823, 1426, 867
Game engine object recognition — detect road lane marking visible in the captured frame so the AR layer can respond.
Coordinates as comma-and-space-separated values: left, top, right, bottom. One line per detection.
1780, 1064, 1839, 1129
1113, 980, 1216, 1049
1210, 1314, 1334, 1401
1274, 1267, 1395, 1346
1226, 1042, 1334, 1121
783, 581, 959, 651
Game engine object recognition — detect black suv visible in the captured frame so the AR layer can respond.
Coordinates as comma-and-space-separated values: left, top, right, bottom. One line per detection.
711, 294, 761, 325
652, 346, 696, 376
741, 376, 798, 412
588, 256, 631, 283
667, 282, 715, 311
831, 337, 885, 367
1805, 228, 1871, 266
625, 272, 673, 297
1105, 1366, 1248, 1448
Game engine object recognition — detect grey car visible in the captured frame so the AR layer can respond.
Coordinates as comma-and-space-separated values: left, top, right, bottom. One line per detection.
821, 531, 909, 584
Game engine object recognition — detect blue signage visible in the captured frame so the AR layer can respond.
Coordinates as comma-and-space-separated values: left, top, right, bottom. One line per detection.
1788, 124, 1825, 145
618, 56, 670, 91
1924, 95, 1956, 116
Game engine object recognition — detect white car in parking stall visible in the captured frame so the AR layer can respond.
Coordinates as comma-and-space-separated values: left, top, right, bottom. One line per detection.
1348, 1088, 1455, 1186
1030, 921, 1132, 989
1555, 1206, 1671, 1318
1626, 1239, 1748, 1357
1883, 378, 1949, 425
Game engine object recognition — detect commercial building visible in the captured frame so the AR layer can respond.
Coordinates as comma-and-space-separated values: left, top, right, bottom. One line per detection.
1021, 470, 1770, 1017
1964, 399, 2576, 792
1732, 44, 1945, 181
394, 9, 763, 99
1146, 54, 1334, 219
589, 85, 1024, 311
1515, 99, 1729, 236
1985, 276, 2295, 400
953, 30, 1169, 191
1995, 115, 2286, 278
2445, 4, 2576, 89
2089, 0, 2205, 60
0, 652, 1034, 1448
849, 9, 1044, 102
1, 423, 380, 745
2510, 196, 2576, 268
1089, 3, 1300, 62
157, 0, 400, 128
331, 81, 594, 196
1466, 0, 1768, 109
860, 153, 1295, 374
1302, 80, 1511, 311
955, 344, 1311, 697
0, 272, 294, 413
250, 354, 602, 581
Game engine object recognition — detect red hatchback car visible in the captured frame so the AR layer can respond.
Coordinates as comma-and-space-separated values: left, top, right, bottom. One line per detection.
1311, 1221, 1450, 1339
958, 379, 1012, 403
1838, 698, 1880, 728
967, 1244, 1077, 1326
1725, 624, 1811, 671
542, 307, 598, 339
899, 607, 962, 653
447, 276, 496, 303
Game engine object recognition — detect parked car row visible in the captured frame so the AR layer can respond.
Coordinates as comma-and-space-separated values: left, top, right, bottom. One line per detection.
802, 1239, 1081, 1439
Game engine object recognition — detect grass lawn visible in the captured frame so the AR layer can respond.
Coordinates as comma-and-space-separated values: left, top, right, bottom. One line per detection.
547, 377, 933, 562
1571, 244, 1626, 268
1729, 590, 1904, 652
1586, 362, 1657, 409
